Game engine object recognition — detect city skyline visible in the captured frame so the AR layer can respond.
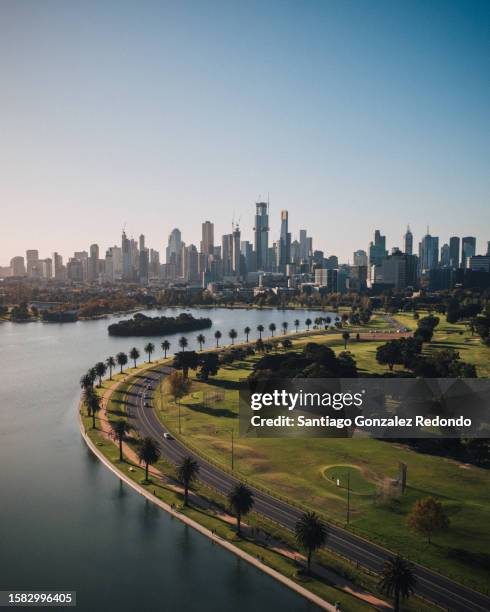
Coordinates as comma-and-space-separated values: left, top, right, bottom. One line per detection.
5, 208, 489, 267
1, 1, 489, 263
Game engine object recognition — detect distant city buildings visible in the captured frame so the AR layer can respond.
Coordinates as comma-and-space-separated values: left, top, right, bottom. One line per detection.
2, 201, 488, 293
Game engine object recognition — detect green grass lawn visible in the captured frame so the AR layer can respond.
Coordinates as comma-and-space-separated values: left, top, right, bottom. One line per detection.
153, 320, 490, 593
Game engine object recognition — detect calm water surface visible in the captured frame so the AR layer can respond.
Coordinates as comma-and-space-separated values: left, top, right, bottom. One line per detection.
0, 308, 329, 611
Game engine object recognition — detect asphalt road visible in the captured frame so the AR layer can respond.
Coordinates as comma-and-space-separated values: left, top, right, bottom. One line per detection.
126, 364, 489, 612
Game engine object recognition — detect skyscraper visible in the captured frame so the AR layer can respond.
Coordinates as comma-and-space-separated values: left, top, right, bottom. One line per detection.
449, 236, 460, 268
139, 234, 145, 252
419, 231, 439, 271
404, 225, 413, 256
299, 230, 308, 261
222, 233, 233, 276
121, 231, 132, 281
368, 230, 388, 267
88, 243, 99, 282
166, 228, 182, 264
278, 210, 291, 272
462, 236, 476, 268
254, 202, 269, 271
26, 250, 39, 277
353, 250, 368, 267
10, 256, 26, 277
232, 224, 241, 276
440, 243, 450, 267
183, 244, 199, 282
200, 221, 214, 256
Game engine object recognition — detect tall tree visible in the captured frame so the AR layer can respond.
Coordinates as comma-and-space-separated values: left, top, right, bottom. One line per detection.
144, 342, 155, 363
80, 372, 93, 391
137, 436, 161, 482
229, 329, 237, 345
176, 456, 200, 506
129, 347, 140, 368
116, 351, 128, 373
244, 326, 251, 342
257, 324, 264, 339
294, 319, 300, 333
196, 333, 206, 351
378, 555, 416, 612
268, 322, 276, 337
408, 496, 450, 544
110, 419, 132, 461
228, 483, 254, 536
281, 321, 288, 335
295, 511, 327, 575
178, 336, 188, 352
161, 340, 171, 358
173, 351, 199, 379
94, 361, 107, 387
165, 370, 191, 405
84, 388, 101, 429
214, 330, 222, 347
305, 318, 312, 330
106, 356, 116, 380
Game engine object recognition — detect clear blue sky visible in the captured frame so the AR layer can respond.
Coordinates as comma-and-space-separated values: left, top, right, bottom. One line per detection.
1, 0, 489, 263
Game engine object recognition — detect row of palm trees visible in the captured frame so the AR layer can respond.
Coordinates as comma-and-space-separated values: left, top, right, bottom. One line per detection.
128, 437, 418, 609
82, 317, 334, 399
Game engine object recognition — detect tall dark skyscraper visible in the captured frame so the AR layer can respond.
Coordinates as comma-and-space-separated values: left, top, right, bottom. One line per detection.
449, 236, 460, 269
254, 201, 269, 271
404, 225, 413, 255
419, 230, 439, 271
369, 230, 388, 267
462, 236, 476, 268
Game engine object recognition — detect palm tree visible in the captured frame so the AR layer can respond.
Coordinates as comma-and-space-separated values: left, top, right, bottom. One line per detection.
88, 367, 97, 386
110, 419, 132, 461
295, 511, 327, 575
268, 322, 276, 337
106, 356, 116, 380
116, 351, 128, 374
244, 326, 251, 342
196, 334, 205, 351
84, 388, 101, 429
294, 319, 300, 333
214, 330, 222, 347
176, 456, 200, 506
378, 555, 416, 612
281, 321, 288, 335
228, 483, 254, 536
161, 340, 171, 358
129, 347, 140, 368
178, 336, 188, 352
94, 361, 107, 387
80, 372, 93, 391
137, 436, 161, 482
342, 331, 350, 349
144, 342, 155, 363
257, 324, 264, 339
229, 329, 237, 345
305, 317, 312, 331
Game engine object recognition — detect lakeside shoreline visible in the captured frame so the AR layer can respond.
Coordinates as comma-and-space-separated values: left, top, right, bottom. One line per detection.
78, 406, 336, 611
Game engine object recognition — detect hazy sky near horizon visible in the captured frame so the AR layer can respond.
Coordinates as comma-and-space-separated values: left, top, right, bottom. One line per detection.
1, 0, 489, 264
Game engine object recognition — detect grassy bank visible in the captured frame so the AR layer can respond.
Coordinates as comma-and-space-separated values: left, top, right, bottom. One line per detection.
153, 313, 490, 593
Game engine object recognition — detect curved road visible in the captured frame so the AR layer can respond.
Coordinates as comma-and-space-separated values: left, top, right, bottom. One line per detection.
125, 365, 489, 612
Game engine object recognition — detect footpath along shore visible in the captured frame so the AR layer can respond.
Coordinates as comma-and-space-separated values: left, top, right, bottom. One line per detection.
79, 361, 393, 611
